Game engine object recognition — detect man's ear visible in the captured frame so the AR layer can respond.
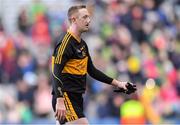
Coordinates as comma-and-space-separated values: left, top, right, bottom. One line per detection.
71, 17, 76, 23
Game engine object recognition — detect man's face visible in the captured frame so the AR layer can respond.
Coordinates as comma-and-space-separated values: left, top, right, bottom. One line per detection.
74, 8, 91, 33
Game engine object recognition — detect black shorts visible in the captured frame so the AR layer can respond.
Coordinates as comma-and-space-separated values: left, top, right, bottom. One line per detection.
52, 92, 85, 124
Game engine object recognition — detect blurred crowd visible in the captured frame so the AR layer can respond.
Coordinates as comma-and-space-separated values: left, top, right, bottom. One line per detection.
0, 0, 180, 124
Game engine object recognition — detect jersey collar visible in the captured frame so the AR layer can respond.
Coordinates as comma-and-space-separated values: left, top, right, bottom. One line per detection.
67, 30, 81, 43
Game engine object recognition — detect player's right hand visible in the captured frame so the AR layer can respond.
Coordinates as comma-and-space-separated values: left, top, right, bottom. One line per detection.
55, 98, 66, 122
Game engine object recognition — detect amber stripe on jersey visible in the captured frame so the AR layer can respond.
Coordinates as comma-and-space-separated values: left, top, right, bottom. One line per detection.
55, 33, 67, 63
58, 34, 71, 64
55, 33, 69, 64
64, 92, 78, 120
55, 33, 71, 64
62, 57, 88, 75
55, 33, 70, 64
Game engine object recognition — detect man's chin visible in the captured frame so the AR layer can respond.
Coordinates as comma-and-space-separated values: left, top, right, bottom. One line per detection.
81, 28, 89, 32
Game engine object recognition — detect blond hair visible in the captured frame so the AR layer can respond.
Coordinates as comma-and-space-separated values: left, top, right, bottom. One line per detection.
67, 5, 86, 23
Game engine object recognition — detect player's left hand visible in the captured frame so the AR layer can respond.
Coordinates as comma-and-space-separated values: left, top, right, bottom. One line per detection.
114, 82, 137, 94
111, 79, 128, 90
111, 79, 136, 94
117, 81, 128, 90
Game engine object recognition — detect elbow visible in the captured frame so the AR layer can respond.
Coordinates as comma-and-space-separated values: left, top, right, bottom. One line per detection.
87, 71, 92, 77
88, 70, 95, 78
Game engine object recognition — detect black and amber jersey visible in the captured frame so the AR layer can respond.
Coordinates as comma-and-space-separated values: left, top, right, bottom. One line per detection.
51, 31, 113, 98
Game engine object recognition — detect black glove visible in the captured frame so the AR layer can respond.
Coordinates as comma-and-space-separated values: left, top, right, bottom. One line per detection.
114, 82, 137, 94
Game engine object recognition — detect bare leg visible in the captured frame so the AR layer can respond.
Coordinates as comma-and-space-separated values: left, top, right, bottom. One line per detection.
56, 120, 66, 125
66, 118, 89, 125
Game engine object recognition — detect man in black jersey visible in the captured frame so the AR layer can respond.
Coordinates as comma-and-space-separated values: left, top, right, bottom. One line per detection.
51, 5, 135, 124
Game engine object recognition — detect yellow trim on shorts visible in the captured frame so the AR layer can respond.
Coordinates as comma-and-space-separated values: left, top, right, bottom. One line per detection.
64, 96, 76, 121
64, 92, 78, 121
64, 97, 76, 121
64, 99, 71, 122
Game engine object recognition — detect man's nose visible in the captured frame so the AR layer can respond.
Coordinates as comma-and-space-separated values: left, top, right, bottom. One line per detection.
87, 17, 91, 23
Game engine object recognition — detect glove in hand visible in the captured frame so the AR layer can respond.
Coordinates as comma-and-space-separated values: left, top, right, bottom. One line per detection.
114, 82, 137, 94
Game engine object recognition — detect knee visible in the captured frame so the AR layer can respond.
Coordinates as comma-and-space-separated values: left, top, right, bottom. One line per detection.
67, 117, 89, 125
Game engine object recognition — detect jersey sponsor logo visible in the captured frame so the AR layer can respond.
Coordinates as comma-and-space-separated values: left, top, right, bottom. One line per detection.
75, 45, 87, 58
76, 49, 81, 53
